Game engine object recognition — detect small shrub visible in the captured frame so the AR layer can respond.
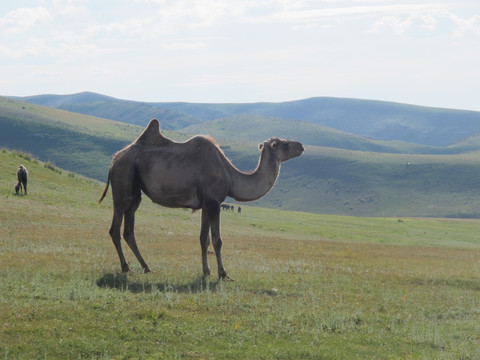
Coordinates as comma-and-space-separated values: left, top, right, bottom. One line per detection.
44, 162, 62, 174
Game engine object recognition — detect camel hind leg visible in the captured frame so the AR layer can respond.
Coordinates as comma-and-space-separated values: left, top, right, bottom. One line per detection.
123, 188, 151, 273
109, 206, 131, 273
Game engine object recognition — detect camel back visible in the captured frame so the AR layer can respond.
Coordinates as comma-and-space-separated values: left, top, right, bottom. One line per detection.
134, 119, 171, 146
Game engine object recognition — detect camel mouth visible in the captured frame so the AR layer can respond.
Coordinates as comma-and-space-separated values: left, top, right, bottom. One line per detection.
296, 144, 305, 156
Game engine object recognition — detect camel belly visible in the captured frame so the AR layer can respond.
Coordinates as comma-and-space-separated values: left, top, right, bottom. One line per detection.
142, 184, 202, 209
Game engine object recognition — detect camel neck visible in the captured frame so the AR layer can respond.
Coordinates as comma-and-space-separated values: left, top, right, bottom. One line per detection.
228, 149, 281, 202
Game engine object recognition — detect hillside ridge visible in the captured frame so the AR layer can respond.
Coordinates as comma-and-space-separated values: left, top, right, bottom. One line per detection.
12, 92, 480, 147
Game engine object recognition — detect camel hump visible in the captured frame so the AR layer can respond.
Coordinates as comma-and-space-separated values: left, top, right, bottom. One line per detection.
135, 119, 171, 146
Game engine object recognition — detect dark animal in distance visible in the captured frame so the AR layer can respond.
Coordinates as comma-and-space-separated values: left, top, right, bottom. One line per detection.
15, 165, 28, 195
98, 119, 304, 280
221, 203, 234, 211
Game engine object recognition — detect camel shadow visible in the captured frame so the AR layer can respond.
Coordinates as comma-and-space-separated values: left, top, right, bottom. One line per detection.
96, 273, 220, 294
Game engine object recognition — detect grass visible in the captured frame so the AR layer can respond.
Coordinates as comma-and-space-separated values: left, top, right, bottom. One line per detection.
1, 149, 480, 359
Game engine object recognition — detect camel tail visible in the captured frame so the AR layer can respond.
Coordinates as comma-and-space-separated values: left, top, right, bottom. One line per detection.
97, 170, 111, 205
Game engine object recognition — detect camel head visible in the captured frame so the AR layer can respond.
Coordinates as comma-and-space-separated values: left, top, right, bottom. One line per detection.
259, 137, 304, 162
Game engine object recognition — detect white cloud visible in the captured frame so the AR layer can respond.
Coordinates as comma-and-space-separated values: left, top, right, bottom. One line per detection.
368, 4, 480, 39
257, 4, 437, 24
451, 13, 480, 37
162, 40, 206, 51
32, 69, 60, 78
50, 0, 90, 16
84, 17, 154, 39
0, 43, 23, 59
0, 7, 52, 35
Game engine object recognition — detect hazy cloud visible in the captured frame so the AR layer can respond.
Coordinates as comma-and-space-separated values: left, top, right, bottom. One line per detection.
0, 7, 52, 35
369, 5, 480, 38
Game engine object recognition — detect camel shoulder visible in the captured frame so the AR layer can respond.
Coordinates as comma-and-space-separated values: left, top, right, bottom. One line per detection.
134, 119, 172, 146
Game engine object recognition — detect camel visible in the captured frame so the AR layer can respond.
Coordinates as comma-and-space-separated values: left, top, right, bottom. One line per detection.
15, 165, 28, 195
98, 119, 304, 280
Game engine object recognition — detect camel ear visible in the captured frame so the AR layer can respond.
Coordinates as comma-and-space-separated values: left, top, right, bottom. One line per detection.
258, 143, 264, 150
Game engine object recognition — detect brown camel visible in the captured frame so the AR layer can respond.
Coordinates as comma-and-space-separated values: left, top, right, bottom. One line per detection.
98, 119, 304, 279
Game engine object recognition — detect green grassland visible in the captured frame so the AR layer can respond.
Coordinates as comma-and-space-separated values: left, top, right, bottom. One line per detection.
251, 145, 480, 217
1, 149, 480, 359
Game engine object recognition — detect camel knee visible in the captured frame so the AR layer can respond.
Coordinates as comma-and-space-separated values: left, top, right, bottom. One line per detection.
123, 228, 133, 240
212, 236, 222, 253
109, 226, 121, 243
200, 233, 210, 249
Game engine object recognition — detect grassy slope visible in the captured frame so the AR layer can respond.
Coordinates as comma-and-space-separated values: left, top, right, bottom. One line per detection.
3, 96, 480, 217
182, 114, 480, 155
0, 97, 142, 180
1, 149, 479, 359
181, 115, 439, 154
228, 143, 480, 217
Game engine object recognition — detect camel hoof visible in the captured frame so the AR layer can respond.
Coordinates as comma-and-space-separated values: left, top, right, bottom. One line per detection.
219, 275, 234, 282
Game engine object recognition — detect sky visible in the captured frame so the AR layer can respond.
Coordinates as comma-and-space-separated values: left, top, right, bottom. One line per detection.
1, 0, 479, 111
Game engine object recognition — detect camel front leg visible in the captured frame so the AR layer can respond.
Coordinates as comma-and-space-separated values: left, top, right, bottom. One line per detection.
205, 201, 230, 280
200, 209, 211, 276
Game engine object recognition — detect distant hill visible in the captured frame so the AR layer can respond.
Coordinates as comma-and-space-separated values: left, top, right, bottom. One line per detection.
3, 95, 480, 217
180, 115, 443, 154
13, 92, 480, 147
13, 92, 200, 131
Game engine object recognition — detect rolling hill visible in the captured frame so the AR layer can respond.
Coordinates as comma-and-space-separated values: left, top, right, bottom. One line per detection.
13, 92, 480, 147
3, 95, 480, 217
10, 92, 200, 131
179, 115, 470, 155
0, 97, 143, 180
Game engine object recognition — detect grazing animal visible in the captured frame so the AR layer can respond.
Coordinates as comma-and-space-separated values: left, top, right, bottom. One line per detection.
98, 119, 304, 279
15, 165, 28, 195
221, 204, 230, 210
